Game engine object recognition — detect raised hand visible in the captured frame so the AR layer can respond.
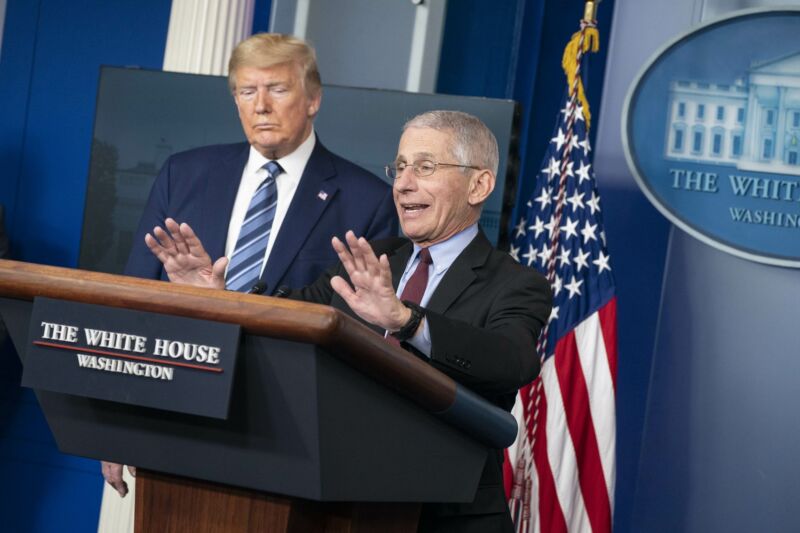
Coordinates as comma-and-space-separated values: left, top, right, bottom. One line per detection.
145, 218, 227, 289
329, 231, 410, 332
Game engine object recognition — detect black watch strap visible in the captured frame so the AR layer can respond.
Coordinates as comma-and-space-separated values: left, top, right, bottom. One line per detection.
390, 301, 426, 342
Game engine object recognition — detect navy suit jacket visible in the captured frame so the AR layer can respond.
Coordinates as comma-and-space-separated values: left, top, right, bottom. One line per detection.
125, 139, 398, 293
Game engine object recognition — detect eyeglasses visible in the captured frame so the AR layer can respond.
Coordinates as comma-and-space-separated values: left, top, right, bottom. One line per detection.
384, 159, 481, 180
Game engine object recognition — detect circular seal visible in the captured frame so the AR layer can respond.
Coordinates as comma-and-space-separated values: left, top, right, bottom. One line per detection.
623, 8, 800, 268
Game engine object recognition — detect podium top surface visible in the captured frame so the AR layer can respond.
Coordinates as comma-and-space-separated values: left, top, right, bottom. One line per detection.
0, 259, 517, 450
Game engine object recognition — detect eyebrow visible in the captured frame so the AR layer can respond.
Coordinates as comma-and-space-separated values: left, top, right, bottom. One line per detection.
396, 152, 436, 161
237, 80, 292, 89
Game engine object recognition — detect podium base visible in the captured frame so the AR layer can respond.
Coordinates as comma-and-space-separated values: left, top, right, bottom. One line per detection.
135, 470, 421, 532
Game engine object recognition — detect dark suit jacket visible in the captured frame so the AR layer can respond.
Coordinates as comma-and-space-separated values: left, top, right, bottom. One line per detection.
295, 230, 552, 532
124, 139, 398, 292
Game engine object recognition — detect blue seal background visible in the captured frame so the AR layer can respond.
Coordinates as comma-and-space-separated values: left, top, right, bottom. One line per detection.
626, 11, 800, 265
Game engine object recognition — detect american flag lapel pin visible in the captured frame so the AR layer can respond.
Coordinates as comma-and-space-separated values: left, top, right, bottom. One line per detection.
317, 190, 328, 201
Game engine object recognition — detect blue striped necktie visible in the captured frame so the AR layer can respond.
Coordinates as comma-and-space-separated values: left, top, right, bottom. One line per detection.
225, 161, 282, 292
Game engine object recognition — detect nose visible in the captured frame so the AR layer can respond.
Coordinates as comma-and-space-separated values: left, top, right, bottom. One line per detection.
393, 166, 417, 192
254, 88, 272, 113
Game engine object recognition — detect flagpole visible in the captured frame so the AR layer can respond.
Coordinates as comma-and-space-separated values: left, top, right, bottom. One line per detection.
584, 0, 601, 23
538, 0, 600, 364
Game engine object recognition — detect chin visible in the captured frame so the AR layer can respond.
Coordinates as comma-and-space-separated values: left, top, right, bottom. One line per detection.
400, 229, 426, 243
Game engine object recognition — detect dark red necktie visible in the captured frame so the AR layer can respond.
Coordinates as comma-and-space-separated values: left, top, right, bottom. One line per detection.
388, 248, 432, 346
399, 247, 433, 305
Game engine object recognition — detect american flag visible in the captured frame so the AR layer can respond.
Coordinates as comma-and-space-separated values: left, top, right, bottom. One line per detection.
505, 27, 617, 533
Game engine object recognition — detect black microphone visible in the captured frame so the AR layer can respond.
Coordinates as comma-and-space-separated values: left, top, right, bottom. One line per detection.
247, 280, 268, 295
274, 285, 291, 298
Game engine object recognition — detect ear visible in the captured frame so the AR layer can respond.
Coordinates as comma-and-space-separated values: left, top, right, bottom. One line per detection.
467, 169, 496, 206
307, 91, 322, 117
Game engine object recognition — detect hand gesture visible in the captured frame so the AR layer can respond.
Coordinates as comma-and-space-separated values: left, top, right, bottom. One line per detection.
330, 231, 410, 332
145, 218, 227, 289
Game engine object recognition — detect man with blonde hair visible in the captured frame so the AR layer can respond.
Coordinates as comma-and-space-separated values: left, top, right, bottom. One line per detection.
124, 32, 397, 295
227, 32, 321, 96
104, 32, 397, 512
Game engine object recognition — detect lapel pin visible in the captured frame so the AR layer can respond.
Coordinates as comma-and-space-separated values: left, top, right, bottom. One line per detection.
317, 191, 328, 201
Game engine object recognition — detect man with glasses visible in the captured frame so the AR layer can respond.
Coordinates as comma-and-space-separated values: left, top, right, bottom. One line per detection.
144, 110, 552, 532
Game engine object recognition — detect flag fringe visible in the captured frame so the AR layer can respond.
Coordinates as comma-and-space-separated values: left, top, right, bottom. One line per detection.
561, 26, 600, 130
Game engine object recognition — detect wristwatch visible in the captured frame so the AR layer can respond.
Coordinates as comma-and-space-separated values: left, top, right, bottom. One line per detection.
391, 301, 426, 342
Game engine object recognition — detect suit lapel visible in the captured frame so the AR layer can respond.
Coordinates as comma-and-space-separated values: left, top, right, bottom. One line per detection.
388, 240, 414, 291
426, 230, 493, 315
199, 144, 250, 260
262, 141, 339, 291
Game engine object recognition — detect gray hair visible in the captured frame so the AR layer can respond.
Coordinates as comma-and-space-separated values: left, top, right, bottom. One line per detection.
403, 110, 499, 176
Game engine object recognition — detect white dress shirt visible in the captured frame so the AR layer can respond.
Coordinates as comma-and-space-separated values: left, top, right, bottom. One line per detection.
224, 130, 317, 276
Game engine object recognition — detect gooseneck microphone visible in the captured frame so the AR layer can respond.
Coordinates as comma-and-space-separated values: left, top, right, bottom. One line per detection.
247, 280, 268, 295
274, 285, 291, 298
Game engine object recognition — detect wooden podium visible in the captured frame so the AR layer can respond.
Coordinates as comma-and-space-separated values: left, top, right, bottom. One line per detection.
0, 259, 516, 532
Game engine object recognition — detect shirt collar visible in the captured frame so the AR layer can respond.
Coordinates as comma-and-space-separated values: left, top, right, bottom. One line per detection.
244, 128, 316, 178
410, 224, 479, 271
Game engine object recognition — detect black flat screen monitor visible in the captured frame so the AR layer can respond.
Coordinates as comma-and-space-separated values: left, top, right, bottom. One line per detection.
80, 66, 519, 274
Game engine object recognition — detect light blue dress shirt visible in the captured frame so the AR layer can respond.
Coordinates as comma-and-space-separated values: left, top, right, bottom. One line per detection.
393, 224, 479, 357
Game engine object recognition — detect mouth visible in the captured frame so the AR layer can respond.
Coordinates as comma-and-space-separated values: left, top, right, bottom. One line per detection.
400, 203, 429, 215
254, 123, 277, 130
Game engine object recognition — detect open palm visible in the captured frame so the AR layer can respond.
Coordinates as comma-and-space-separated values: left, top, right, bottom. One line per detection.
144, 218, 227, 289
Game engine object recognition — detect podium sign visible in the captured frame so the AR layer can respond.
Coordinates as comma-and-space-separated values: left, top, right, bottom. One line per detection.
22, 297, 241, 419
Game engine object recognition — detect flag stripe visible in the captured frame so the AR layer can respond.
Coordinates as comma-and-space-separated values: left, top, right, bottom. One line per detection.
598, 297, 618, 391
574, 308, 617, 498
531, 375, 569, 533
541, 360, 591, 532
554, 331, 612, 533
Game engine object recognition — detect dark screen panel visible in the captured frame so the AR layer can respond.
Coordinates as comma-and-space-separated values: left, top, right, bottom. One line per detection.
80, 66, 518, 273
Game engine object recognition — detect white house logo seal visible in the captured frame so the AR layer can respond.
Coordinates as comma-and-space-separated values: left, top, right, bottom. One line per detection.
623, 8, 800, 268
